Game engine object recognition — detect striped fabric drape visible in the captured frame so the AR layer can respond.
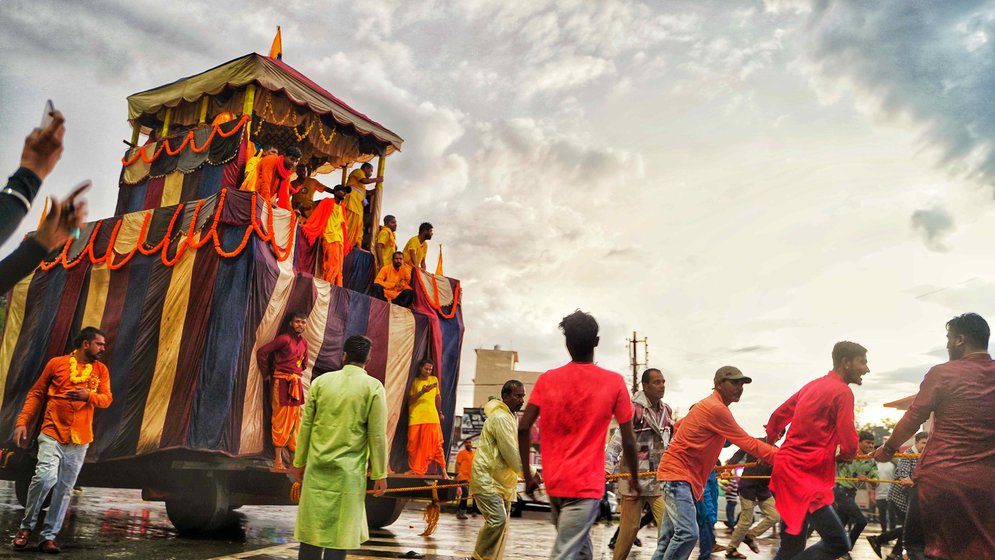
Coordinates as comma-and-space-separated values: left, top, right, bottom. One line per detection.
0, 198, 462, 469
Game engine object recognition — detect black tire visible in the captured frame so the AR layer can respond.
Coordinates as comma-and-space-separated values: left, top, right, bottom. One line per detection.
164, 473, 233, 535
366, 495, 406, 528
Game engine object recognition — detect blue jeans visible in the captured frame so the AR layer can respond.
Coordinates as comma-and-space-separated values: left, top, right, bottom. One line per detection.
774, 505, 850, 560
20, 433, 88, 541
651, 481, 699, 560
548, 497, 600, 560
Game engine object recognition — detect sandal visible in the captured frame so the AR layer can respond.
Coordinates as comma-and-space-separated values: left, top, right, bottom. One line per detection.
725, 549, 748, 559
12, 529, 30, 549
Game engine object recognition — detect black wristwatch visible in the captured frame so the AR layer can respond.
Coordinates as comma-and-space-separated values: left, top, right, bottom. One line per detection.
882, 443, 898, 455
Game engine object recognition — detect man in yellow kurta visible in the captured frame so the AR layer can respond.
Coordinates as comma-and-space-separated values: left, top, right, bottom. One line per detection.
406, 358, 449, 477
403, 222, 433, 270
292, 335, 387, 560
301, 186, 349, 286
371, 251, 414, 307
345, 162, 383, 247
471, 380, 528, 560
375, 215, 397, 270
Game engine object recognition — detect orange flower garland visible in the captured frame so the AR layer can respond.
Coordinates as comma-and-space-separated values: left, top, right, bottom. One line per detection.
121, 114, 249, 167
40, 188, 297, 271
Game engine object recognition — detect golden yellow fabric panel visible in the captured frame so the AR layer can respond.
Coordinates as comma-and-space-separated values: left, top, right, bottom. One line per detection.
80, 264, 110, 330
114, 210, 152, 255
122, 145, 154, 185
0, 273, 33, 412
136, 241, 197, 454
161, 171, 184, 207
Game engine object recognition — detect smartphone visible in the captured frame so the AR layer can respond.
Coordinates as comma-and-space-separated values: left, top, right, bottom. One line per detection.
41, 99, 55, 128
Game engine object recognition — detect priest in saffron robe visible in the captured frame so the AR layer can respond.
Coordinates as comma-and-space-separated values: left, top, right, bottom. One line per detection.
765, 341, 866, 560
256, 146, 301, 209
293, 335, 387, 559
256, 313, 309, 470
301, 186, 348, 286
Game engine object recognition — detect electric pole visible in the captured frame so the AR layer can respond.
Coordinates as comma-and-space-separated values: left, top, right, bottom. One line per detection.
626, 331, 648, 394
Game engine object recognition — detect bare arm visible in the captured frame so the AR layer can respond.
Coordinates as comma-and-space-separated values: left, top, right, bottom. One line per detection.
518, 403, 539, 495
618, 420, 642, 498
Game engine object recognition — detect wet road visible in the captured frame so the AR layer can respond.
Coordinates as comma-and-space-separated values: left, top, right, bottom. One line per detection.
0, 481, 890, 559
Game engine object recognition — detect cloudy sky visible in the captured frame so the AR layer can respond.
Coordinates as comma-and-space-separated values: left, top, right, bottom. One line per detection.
3, 0, 994, 434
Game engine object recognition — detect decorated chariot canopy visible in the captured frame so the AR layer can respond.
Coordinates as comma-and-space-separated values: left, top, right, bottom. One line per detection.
125, 52, 403, 171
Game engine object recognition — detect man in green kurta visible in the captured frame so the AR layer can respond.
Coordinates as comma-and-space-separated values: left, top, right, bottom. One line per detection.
471, 380, 528, 560
292, 335, 388, 560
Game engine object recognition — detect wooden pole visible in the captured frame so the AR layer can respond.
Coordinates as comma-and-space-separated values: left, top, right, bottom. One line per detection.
161, 108, 173, 138
198, 96, 210, 125
371, 155, 387, 263
243, 85, 256, 142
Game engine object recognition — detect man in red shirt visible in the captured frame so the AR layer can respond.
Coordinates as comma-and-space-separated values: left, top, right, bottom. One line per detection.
12, 327, 112, 553
256, 312, 309, 470
875, 313, 995, 560
765, 341, 868, 560
518, 310, 641, 560
651, 366, 778, 560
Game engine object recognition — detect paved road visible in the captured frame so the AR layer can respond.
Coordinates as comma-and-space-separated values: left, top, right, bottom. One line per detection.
0, 482, 890, 559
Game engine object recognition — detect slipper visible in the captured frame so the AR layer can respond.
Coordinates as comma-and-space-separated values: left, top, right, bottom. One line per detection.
744, 535, 761, 554
724, 549, 747, 559
12, 529, 30, 549
397, 552, 424, 559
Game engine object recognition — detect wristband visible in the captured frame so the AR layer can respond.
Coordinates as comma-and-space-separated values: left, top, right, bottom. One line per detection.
882, 443, 898, 455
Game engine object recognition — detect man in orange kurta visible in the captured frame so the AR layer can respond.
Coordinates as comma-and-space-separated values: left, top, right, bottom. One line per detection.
454, 437, 476, 519
344, 162, 383, 247
370, 251, 414, 307
12, 327, 112, 553
256, 146, 301, 210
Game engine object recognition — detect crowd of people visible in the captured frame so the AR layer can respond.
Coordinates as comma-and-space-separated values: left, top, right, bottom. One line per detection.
243, 143, 436, 306
280, 310, 992, 560
2, 119, 993, 560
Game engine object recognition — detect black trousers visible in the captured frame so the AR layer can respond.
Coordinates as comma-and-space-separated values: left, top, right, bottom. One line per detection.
775, 505, 850, 560
833, 486, 866, 551
903, 486, 926, 560
299, 542, 346, 560
369, 285, 414, 307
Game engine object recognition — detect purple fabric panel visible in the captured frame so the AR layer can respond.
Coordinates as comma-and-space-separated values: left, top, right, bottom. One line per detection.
364, 298, 391, 384
143, 175, 166, 209
43, 263, 91, 359
293, 226, 318, 275
313, 287, 351, 373
217, 188, 256, 225
220, 134, 247, 191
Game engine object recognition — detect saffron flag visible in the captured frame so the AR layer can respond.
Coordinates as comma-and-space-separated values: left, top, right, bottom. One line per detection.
435, 244, 444, 276
268, 26, 282, 60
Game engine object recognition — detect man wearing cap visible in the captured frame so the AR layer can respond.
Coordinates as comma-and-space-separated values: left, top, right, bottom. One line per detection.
651, 366, 778, 560
765, 341, 868, 560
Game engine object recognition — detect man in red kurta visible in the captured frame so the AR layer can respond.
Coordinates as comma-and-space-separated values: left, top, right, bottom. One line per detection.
12, 327, 112, 553
256, 313, 309, 470
875, 313, 995, 560
765, 341, 867, 560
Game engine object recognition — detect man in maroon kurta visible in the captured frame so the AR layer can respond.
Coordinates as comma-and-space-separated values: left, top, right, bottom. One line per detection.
256, 312, 309, 470
875, 313, 995, 560
765, 341, 867, 559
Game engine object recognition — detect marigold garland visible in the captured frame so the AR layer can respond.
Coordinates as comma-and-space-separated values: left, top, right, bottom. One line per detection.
68, 355, 93, 385
414, 271, 461, 319
40, 188, 296, 271
121, 114, 249, 167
